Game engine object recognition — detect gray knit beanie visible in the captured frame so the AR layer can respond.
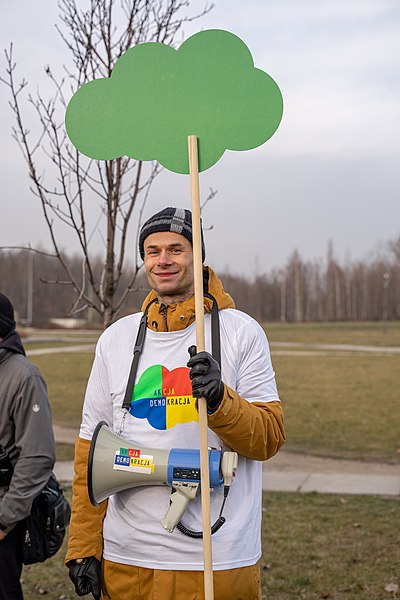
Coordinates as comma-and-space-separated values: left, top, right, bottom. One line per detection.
139, 207, 205, 262
0, 292, 16, 338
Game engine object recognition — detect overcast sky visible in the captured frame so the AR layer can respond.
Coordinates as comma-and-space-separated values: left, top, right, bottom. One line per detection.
0, 0, 399, 276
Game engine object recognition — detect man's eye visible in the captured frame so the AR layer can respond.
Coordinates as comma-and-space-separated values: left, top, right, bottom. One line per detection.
171, 248, 182, 254
146, 250, 158, 256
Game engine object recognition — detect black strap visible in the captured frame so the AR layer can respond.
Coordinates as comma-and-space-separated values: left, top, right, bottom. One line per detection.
203, 268, 221, 366
121, 298, 157, 411
204, 292, 221, 367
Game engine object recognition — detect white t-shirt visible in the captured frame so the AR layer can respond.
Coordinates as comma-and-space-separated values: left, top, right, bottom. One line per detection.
80, 308, 279, 570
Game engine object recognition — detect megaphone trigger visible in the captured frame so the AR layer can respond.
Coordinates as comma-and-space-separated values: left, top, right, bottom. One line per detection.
161, 481, 199, 533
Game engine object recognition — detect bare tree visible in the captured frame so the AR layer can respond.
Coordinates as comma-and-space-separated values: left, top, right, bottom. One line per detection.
1, 0, 212, 327
2, 235, 399, 325
388, 235, 400, 262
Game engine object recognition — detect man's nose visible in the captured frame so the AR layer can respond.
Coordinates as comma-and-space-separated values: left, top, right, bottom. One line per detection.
158, 249, 172, 264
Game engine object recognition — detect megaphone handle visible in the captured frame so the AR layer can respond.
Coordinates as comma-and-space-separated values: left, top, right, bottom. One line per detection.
221, 451, 238, 487
161, 481, 199, 533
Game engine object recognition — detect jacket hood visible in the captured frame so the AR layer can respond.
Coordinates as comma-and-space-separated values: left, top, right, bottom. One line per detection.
0, 328, 26, 358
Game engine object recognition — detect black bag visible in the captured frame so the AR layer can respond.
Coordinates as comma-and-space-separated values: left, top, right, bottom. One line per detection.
22, 473, 71, 565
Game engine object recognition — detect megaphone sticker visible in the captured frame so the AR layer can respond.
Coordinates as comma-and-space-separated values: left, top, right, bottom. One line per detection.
114, 449, 155, 475
130, 365, 198, 430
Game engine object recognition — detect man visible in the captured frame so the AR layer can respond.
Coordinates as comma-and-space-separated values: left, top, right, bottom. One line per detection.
0, 292, 56, 600
66, 207, 285, 600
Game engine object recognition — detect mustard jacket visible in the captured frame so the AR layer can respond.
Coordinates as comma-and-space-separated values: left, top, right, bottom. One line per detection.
66, 267, 285, 563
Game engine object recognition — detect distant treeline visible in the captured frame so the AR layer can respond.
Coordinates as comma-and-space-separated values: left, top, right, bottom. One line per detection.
222, 243, 399, 324
1, 241, 399, 327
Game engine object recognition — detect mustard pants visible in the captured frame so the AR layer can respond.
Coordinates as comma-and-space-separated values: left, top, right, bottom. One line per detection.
101, 561, 262, 600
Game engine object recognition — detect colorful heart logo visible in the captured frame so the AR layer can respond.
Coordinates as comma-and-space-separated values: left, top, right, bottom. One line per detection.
129, 365, 198, 430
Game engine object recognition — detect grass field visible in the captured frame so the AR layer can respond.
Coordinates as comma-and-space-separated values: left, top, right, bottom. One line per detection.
273, 352, 399, 462
21, 491, 400, 600
264, 320, 400, 347
261, 492, 400, 599
22, 321, 400, 599
29, 320, 400, 463
31, 352, 95, 429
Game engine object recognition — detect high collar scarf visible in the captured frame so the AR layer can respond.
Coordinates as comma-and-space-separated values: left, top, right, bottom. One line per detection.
141, 266, 235, 332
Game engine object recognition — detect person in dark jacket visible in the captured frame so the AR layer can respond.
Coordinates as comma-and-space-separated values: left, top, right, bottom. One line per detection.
0, 292, 56, 600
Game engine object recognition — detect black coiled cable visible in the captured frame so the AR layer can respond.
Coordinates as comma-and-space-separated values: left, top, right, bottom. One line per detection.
176, 516, 226, 539
176, 486, 229, 539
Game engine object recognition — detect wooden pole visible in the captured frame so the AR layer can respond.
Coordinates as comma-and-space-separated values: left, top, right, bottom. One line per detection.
188, 134, 214, 600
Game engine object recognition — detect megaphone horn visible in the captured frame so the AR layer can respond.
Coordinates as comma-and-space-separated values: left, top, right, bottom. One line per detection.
88, 421, 171, 506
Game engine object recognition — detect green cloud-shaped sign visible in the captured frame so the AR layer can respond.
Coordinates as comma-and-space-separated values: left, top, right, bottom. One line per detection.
65, 29, 283, 174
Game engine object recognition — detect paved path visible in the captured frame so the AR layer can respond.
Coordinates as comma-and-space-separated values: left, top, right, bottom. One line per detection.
27, 341, 400, 358
270, 341, 400, 354
53, 426, 400, 497
27, 344, 95, 356
262, 450, 400, 497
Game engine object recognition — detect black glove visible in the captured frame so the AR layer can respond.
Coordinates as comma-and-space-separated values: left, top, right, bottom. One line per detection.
68, 556, 101, 599
187, 346, 224, 413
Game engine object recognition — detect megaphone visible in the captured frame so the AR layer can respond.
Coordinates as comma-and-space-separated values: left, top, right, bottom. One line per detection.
88, 421, 238, 534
